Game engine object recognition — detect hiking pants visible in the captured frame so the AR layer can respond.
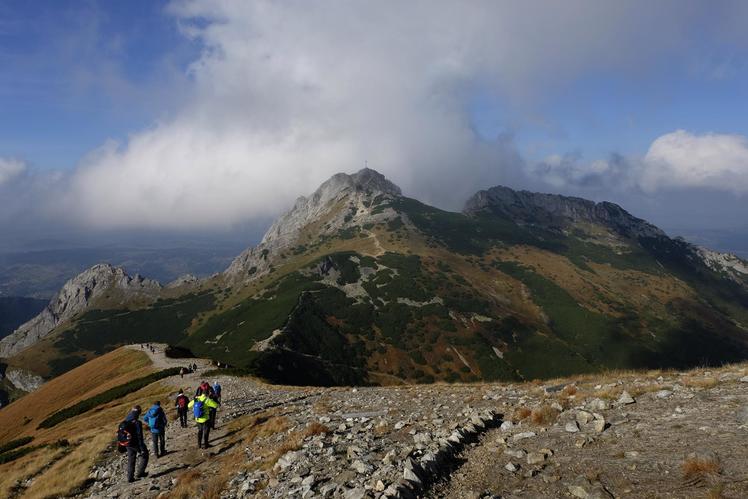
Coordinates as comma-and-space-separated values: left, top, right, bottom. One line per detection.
209, 407, 217, 429
126, 447, 148, 481
151, 432, 166, 457
178, 407, 187, 427
197, 422, 210, 448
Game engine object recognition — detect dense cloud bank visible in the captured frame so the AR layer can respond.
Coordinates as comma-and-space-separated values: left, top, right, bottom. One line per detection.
3, 0, 748, 232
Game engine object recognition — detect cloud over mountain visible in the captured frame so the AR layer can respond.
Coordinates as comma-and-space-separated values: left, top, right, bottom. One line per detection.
52, 0, 745, 229
4, 1, 748, 232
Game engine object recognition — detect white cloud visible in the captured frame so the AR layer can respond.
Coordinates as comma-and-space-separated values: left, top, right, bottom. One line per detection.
641, 130, 748, 193
52, 0, 720, 230
0, 158, 26, 185
528, 130, 748, 196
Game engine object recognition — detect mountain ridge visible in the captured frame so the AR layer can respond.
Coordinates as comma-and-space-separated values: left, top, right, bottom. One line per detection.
4, 168, 748, 387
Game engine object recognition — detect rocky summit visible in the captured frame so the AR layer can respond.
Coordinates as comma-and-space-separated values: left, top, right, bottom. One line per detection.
3, 168, 748, 391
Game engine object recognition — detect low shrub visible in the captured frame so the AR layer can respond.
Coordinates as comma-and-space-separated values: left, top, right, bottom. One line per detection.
38, 367, 181, 429
0, 445, 38, 465
682, 456, 720, 479
0, 436, 33, 454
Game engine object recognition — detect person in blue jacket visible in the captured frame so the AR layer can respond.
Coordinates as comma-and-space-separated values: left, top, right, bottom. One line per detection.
144, 401, 168, 457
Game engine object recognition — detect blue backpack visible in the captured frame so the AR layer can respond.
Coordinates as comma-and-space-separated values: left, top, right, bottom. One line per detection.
193, 398, 204, 419
145, 406, 164, 431
213, 384, 221, 396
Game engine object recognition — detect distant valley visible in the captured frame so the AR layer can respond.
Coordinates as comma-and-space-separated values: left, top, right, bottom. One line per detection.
0, 244, 247, 299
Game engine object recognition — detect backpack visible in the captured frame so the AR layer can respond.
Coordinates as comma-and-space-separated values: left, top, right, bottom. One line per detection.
145, 406, 164, 430
193, 398, 204, 419
116, 420, 135, 453
213, 384, 221, 396
177, 395, 187, 409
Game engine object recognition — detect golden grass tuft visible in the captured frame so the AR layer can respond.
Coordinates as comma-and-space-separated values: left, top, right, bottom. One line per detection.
170, 469, 203, 499
511, 407, 532, 423
530, 405, 560, 426
303, 422, 330, 438
561, 384, 577, 397
682, 456, 720, 480
594, 385, 623, 400
682, 377, 719, 389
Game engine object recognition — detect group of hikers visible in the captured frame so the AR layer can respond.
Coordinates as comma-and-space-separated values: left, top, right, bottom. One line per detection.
117, 380, 222, 483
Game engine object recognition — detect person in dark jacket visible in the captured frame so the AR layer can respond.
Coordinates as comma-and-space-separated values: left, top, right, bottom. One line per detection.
175, 389, 189, 428
144, 401, 168, 457
125, 406, 149, 483
207, 389, 220, 430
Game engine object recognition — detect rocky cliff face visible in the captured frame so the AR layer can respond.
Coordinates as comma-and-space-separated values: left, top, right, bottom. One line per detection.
464, 185, 665, 239
4, 367, 45, 392
225, 168, 402, 282
0, 264, 160, 358
697, 247, 748, 286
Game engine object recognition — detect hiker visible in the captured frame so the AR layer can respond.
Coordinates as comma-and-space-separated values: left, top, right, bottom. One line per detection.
207, 388, 220, 430
196, 380, 213, 398
175, 389, 189, 428
144, 401, 168, 457
193, 362, 198, 372
213, 381, 222, 404
188, 390, 219, 449
120, 405, 148, 483
179, 367, 185, 379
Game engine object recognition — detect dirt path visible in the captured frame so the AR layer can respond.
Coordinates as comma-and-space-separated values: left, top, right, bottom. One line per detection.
84, 344, 318, 498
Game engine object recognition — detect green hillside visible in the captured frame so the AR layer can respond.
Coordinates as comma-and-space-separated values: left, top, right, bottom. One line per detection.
8, 170, 748, 385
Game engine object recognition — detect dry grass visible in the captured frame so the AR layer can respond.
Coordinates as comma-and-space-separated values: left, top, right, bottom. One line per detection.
682, 377, 719, 389
530, 405, 560, 426
303, 422, 330, 437
23, 433, 111, 499
0, 348, 153, 444
169, 469, 203, 499
628, 384, 672, 398
511, 407, 532, 423
560, 384, 577, 397
682, 456, 720, 480
0, 347, 176, 499
594, 385, 624, 400
0, 446, 61, 497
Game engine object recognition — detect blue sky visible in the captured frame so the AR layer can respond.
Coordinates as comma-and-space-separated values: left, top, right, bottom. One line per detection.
0, 0, 196, 170
1, 0, 748, 244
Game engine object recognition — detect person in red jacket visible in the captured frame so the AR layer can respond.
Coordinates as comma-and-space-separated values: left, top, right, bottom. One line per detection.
175, 389, 189, 428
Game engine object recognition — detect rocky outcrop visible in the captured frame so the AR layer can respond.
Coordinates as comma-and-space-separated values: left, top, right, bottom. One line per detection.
0, 264, 160, 358
225, 168, 402, 282
166, 274, 200, 288
697, 247, 748, 284
4, 367, 45, 392
464, 185, 665, 239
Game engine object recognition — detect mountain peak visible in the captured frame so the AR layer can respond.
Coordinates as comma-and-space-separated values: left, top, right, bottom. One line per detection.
0, 264, 160, 358
225, 168, 402, 281
309, 168, 401, 205
464, 184, 664, 239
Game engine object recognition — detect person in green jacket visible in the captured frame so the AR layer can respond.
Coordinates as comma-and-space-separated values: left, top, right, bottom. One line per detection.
188, 391, 219, 449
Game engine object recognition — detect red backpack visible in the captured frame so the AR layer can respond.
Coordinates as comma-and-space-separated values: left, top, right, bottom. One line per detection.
177, 395, 188, 409
116, 420, 136, 453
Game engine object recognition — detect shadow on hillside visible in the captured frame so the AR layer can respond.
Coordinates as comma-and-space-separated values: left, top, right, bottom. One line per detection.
151, 464, 189, 478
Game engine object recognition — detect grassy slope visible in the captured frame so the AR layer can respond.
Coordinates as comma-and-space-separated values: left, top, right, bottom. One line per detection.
0, 348, 173, 498
11, 192, 748, 387
179, 194, 748, 383
7, 291, 217, 378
